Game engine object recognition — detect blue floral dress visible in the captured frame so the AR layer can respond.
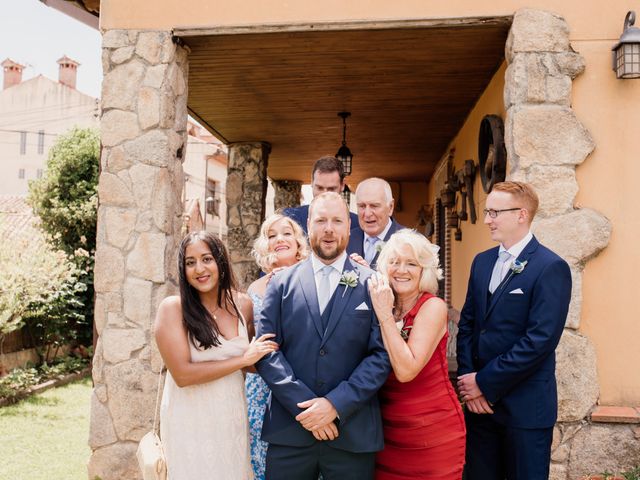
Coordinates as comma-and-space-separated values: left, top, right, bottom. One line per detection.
245, 292, 270, 480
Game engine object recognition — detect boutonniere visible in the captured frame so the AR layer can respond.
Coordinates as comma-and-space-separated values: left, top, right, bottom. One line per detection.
510, 259, 528, 274
338, 270, 358, 297
375, 241, 386, 254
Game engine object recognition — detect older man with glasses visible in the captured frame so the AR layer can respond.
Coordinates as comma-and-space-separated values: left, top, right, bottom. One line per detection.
456, 181, 572, 480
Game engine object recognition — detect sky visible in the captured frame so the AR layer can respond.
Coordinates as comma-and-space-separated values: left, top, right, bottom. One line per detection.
0, 0, 102, 98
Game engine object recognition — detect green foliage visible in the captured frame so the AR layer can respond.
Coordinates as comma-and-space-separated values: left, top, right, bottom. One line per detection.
0, 354, 90, 403
27, 127, 99, 345
28, 127, 99, 256
623, 467, 640, 480
0, 235, 77, 342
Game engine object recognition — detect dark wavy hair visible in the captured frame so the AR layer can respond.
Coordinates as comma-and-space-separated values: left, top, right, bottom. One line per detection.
177, 231, 242, 349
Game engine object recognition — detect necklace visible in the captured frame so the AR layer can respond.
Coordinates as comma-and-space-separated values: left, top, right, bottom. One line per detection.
206, 305, 221, 321
392, 294, 421, 322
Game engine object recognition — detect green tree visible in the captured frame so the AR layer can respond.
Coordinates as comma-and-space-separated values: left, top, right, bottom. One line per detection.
28, 127, 99, 255
28, 127, 99, 346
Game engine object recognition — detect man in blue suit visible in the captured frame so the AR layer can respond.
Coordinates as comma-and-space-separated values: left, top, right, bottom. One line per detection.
347, 177, 405, 270
257, 191, 390, 479
283, 155, 359, 235
456, 181, 571, 480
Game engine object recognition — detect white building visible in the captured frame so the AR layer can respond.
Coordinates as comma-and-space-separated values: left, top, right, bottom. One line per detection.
0, 56, 99, 195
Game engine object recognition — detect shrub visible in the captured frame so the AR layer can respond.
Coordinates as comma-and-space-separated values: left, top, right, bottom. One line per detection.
0, 234, 80, 362
28, 127, 99, 346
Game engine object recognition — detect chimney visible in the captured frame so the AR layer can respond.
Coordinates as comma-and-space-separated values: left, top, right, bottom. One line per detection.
57, 55, 80, 89
2, 58, 25, 90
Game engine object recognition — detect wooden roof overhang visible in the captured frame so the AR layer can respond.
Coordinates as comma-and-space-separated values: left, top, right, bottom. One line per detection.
176, 17, 511, 186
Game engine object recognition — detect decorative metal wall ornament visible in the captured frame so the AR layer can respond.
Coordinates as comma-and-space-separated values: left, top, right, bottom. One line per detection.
417, 204, 435, 237
478, 114, 507, 193
336, 112, 353, 176
612, 11, 640, 79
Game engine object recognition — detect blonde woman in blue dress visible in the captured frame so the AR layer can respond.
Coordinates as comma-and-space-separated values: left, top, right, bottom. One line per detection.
245, 213, 310, 480
155, 231, 278, 480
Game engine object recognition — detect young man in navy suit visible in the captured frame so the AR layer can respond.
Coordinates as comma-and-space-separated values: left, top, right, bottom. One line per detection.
257, 192, 390, 479
347, 177, 405, 270
456, 181, 571, 480
283, 156, 359, 234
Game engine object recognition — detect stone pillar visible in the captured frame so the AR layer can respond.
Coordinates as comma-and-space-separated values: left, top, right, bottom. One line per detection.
273, 179, 302, 211
226, 142, 270, 289
88, 30, 189, 480
504, 10, 612, 480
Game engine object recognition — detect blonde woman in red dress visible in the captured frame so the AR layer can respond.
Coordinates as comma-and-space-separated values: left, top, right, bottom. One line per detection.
369, 229, 465, 480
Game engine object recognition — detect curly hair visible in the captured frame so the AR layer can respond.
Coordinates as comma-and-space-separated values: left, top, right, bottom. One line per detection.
251, 213, 309, 273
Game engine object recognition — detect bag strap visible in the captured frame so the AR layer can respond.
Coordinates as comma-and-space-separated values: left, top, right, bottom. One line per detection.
152, 365, 167, 436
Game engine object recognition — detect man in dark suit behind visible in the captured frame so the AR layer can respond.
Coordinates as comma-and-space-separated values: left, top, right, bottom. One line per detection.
456, 181, 572, 480
283, 155, 359, 235
257, 191, 390, 479
347, 177, 404, 270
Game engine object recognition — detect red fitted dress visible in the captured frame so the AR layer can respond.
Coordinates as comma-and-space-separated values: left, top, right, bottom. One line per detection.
376, 293, 466, 480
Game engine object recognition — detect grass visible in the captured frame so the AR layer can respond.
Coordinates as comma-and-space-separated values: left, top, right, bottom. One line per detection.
0, 377, 92, 480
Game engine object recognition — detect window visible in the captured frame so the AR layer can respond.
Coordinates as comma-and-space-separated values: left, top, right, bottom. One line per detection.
37, 130, 45, 154
20, 131, 26, 155
18, 168, 25, 179
205, 179, 219, 217
37, 169, 43, 179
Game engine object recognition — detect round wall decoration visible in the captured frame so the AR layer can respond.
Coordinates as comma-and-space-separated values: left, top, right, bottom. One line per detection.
478, 114, 507, 193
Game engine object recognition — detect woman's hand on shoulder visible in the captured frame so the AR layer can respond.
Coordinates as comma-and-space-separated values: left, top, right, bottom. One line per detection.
243, 333, 278, 366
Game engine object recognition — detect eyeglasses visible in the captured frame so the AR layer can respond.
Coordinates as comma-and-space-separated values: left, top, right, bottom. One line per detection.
483, 207, 522, 218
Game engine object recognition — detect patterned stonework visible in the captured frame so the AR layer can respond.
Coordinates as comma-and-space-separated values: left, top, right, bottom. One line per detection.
89, 30, 189, 480
226, 142, 270, 289
504, 10, 620, 479
273, 179, 302, 211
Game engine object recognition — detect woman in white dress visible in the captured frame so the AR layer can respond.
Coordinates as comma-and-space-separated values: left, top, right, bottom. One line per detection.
155, 231, 278, 480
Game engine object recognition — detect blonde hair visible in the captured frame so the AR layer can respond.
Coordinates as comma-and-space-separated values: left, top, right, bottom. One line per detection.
376, 229, 443, 294
251, 213, 309, 273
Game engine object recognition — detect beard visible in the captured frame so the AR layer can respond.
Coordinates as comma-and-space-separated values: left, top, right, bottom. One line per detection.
310, 235, 346, 262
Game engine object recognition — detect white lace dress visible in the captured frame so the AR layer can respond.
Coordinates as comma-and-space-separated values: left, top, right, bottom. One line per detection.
160, 319, 253, 480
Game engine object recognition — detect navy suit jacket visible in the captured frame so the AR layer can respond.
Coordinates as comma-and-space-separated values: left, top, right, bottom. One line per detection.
346, 218, 404, 270
255, 256, 390, 452
283, 204, 359, 235
456, 236, 571, 429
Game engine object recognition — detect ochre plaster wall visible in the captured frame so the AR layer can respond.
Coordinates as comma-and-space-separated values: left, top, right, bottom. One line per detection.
100, 0, 628, 42
439, 63, 506, 311
571, 42, 640, 406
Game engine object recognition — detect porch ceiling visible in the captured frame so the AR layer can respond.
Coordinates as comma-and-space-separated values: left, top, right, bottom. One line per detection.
178, 18, 511, 187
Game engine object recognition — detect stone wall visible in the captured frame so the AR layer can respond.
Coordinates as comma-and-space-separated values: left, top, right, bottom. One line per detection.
226, 142, 270, 289
503, 9, 638, 479
273, 179, 302, 211
88, 30, 189, 480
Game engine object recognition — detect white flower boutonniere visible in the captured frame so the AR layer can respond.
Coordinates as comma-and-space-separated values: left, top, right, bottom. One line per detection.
338, 270, 358, 297
374, 241, 386, 254
510, 259, 528, 274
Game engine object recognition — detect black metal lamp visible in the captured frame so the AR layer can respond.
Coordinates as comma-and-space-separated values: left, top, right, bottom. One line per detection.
341, 184, 351, 204
336, 112, 353, 176
613, 11, 640, 79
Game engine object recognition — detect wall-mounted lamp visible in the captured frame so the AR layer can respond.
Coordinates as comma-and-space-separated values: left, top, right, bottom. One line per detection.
336, 112, 353, 176
613, 11, 640, 79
